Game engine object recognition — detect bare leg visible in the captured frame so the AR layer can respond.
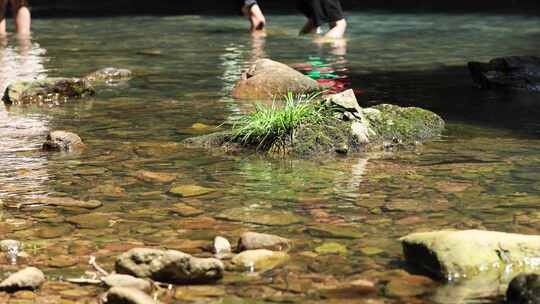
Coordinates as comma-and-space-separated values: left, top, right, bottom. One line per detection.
324, 18, 347, 39
12, 3, 30, 36
243, 4, 265, 32
300, 19, 318, 35
0, 18, 6, 37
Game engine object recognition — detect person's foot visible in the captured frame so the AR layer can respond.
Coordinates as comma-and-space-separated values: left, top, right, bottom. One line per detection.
324, 19, 347, 39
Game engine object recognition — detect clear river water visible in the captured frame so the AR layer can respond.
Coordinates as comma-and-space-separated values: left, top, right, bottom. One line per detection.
0, 12, 540, 303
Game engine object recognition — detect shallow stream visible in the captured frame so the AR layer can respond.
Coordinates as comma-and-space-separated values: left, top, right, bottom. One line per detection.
0, 12, 540, 303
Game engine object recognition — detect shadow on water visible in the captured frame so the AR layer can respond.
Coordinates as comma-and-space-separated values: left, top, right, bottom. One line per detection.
348, 65, 540, 139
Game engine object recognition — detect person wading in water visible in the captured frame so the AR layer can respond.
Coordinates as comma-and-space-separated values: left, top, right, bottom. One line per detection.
240, 0, 266, 32
297, 0, 347, 38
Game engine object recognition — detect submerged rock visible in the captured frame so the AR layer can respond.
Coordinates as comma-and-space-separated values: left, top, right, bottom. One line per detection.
217, 208, 305, 226
0, 267, 45, 292
135, 171, 177, 184
84, 67, 132, 83
3, 78, 95, 105
106, 286, 157, 304
169, 185, 215, 197
24, 197, 101, 209
232, 59, 321, 99
507, 274, 540, 304
401, 230, 540, 280
116, 248, 224, 284
468, 56, 540, 91
238, 232, 291, 252
103, 274, 152, 292
231, 249, 289, 272
42, 131, 85, 152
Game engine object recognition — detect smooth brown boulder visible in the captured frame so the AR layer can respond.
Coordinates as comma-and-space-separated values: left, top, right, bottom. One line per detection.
232, 59, 321, 99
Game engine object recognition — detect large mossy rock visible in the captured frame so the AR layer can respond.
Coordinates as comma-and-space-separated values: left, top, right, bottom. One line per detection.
3, 78, 95, 105
232, 59, 321, 99
468, 56, 540, 91
401, 230, 540, 281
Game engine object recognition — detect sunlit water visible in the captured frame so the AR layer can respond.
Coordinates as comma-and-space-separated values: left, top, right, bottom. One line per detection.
0, 13, 539, 303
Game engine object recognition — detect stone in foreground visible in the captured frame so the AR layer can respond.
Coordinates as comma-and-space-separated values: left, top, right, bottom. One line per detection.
468, 56, 540, 91
507, 274, 540, 304
0, 267, 45, 292
232, 59, 321, 99
106, 287, 157, 304
401, 230, 540, 280
231, 249, 289, 272
116, 248, 224, 284
238, 232, 291, 252
3, 78, 95, 105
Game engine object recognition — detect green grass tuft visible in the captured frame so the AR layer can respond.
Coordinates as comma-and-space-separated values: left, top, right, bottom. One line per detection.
232, 92, 325, 149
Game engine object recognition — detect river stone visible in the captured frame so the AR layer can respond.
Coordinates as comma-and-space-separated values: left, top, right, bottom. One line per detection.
36, 224, 73, 239
507, 273, 540, 304
232, 59, 321, 99
135, 171, 177, 184
84, 67, 132, 83
42, 131, 84, 152
102, 274, 151, 292
238, 232, 291, 252
351, 121, 371, 145
3, 78, 95, 105
170, 203, 203, 217
0, 240, 21, 252
325, 89, 363, 118
315, 242, 348, 255
214, 236, 232, 256
231, 249, 289, 272
0, 267, 45, 292
320, 279, 377, 299
306, 224, 365, 239
115, 248, 224, 284
31, 197, 101, 209
217, 208, 305, 226
106, 287, 157, 304
169, 185, 215, 197
66, 213, 111, 229
401, 230, 540, 280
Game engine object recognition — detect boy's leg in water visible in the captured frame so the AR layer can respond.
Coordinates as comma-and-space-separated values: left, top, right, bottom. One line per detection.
10, 0, 30, 36
300, 18, 318, 35
248, 4, 265, 31
0, 0, 7, 36
324, 18, 346, 38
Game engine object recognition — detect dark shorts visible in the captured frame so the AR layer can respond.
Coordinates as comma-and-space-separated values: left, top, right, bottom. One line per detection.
297, 0, 344, 27
0, 0, 29, 15
237, 0, 258, 15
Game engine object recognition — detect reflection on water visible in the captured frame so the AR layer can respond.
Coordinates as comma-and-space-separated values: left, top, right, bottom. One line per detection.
0, 37, 49, 200
0, 14, 537, 303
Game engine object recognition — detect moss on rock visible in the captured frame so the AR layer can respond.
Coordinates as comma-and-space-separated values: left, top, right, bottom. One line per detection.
3, 78, 95, 106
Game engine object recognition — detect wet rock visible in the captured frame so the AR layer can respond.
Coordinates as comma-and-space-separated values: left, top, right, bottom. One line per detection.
306, 224, 365, 239
315, 242, 348, 255
0, 240, 21, 252
507, 273, 540, 304
47, 255, 78, 268
84, 67, 132, 83
468, 56, 540, 91
320, 279, 377, 299
29, 197, 102, 209
232, 59, 321, 99
238, 232, 291, 252
115, 248, 224, 284
103, 274, 151, 292
351, 121, 371, 145
217, 208, 305, 226
135, 171, 177, 184
3, 78, 95, 105
401, 230, 540, 280
384, 274, 435, 298
42, 131, 85, 152
170, 203, 203, 217
106, 286, 157, 304
214, 236, 232, 257
66, 213, 112, 229
0, 267, 45, 292
36, 224, 73, 239
174, 285, 226, 301
231, 249, 289, 272
169, 185, 215, 197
